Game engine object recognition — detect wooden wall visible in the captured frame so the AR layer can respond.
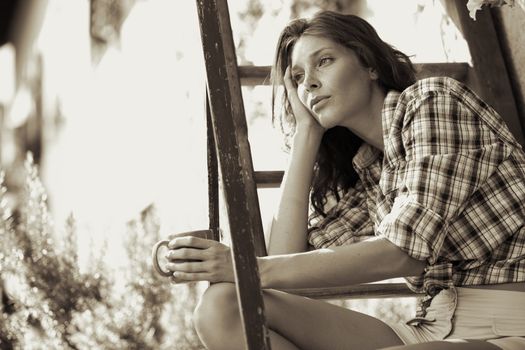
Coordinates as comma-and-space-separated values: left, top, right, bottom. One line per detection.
493, 4, 525, 144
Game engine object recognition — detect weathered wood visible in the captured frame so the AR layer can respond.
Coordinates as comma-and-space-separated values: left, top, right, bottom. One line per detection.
206, 95, 220, 241
238, 66, 273, 86
196, 0, 271, 349
414, 62, 469, 81
254, 170, 284, 188
442, 0, 525, 146
285, 283, 421, 300
239, 62, 470, 86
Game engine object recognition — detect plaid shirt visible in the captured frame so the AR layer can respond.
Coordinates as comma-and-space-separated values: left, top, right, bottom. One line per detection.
308, 77, 525, 299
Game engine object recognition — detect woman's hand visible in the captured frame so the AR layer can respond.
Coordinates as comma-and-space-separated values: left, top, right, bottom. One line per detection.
284, 66, 325, 136
165, 237, 234, 284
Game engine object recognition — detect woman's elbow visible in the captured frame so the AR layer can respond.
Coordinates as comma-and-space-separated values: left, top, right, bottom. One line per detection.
400, 253, 426, 277
380, 238, 426, 277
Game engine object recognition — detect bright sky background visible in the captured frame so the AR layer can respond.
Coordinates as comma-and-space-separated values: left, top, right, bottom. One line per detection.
26, 0, 469, 271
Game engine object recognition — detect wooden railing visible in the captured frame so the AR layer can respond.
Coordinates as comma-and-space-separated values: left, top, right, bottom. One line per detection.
285, 283, 422, 300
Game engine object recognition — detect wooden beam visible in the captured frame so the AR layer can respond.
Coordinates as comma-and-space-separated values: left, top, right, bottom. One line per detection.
284, 283, 421, 300
254, 170, 284, 188
414, 62, 469, 81
195, 0, 271, 349
206, 95, 220, 241
238, 65, 273, 86
442, 0, 525, 146
239, 62, 470, 86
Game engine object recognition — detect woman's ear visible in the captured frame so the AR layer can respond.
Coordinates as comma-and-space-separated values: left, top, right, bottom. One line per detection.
368, 68, 378, 80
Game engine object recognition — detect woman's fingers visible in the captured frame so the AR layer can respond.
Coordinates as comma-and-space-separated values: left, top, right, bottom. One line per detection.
284, 66, 302, 106
168, 236, 213, 250
170, 271, 217, 284
166, 260, 208, 273
163, 240, 234, 283
165, 247, 204, 262
283, 66, 324, 134
168, 262, 225, 284
283, 66, 296, 93
170, 271, 200, 284
166, 237, 222, 262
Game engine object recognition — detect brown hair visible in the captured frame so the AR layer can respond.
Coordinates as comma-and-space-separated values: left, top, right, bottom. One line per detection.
271, 11, 416, 216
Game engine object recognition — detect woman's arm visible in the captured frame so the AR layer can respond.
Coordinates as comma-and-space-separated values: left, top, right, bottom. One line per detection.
260, 237, 426, 289
268, 67, 325, 255
268, 127, 322, 255
165, 235, 425, 287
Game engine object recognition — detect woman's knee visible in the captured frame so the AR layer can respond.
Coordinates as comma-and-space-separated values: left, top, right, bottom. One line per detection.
193, 283, 240, 341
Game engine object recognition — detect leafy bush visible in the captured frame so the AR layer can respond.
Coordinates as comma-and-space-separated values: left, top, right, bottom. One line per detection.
0, 155, 204, 349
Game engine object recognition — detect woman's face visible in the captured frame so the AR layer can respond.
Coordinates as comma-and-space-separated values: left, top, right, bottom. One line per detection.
290, 34, 379, 129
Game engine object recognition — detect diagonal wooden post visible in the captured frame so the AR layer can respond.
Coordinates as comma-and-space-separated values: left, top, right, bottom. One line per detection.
206, 94, 220, 241
196, 0, 271, 349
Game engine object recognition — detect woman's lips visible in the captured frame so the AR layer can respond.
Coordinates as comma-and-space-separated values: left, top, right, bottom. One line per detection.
312, 97, 329, 112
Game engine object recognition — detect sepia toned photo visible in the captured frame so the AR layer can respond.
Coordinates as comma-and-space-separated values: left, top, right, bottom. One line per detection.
1, 1, 524, 349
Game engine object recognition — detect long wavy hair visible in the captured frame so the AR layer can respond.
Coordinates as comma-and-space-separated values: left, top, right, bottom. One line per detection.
271, 11, 416, 217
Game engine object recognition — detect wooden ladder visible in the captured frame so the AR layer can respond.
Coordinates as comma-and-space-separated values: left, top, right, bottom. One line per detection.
195, 0, 524, 348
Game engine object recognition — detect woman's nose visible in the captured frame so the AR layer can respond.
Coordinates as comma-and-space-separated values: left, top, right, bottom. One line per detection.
302, 73, 320, 91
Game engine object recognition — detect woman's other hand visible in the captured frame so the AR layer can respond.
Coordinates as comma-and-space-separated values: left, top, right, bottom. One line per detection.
284, 66, 325, 136
165, 237, 234, 284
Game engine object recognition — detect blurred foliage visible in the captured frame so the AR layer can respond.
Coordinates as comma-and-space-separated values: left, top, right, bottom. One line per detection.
0, 154, 204, 349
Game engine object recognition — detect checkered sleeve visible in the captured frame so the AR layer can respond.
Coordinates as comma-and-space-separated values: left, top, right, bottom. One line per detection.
377, 91, 512, 264
308, 179, 374, 249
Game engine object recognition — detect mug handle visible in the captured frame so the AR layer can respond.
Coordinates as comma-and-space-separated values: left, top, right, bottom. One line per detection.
151, 239, 172, 277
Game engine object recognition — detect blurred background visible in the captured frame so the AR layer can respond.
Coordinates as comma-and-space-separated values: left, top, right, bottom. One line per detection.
0, 0, 471, 272
0, 0, 521, 349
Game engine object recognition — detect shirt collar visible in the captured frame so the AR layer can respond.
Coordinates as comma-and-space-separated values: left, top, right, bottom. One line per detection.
352, 142, 381, 170
381, 89, 401, 145
352, 90, 400, 171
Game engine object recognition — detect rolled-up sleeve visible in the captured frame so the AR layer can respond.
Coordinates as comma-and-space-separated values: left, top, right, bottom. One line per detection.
377, 195, 447, 263
377, 92, 511, 264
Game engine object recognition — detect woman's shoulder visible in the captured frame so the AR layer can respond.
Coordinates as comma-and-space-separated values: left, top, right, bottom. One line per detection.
401, 76, 472, 102
394, 76, 488, 119
385, 77, 469, 123
392, 77, 521, 148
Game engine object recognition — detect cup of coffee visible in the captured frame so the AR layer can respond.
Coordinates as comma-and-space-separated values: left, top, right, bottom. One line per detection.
152, 229, 216, 277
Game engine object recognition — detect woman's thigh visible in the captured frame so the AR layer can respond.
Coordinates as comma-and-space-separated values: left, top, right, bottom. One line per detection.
260, 288, 404, 350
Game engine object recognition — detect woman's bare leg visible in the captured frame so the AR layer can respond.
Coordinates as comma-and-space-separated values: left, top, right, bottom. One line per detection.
193, 282, 404, 350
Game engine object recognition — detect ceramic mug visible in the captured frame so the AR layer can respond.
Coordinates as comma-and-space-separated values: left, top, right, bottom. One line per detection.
151, 229, 216, 277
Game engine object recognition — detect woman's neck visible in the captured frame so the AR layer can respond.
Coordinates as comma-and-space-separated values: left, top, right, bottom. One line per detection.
344, 86, 385, 152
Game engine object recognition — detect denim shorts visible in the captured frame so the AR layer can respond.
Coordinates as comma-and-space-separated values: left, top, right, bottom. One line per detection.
387, 287, 525, 350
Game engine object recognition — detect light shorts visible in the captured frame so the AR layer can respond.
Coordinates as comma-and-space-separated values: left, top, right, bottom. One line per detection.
387, 286, 525, 350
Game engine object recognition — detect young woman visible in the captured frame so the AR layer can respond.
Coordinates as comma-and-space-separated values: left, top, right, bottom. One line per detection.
165, 11, 525, 350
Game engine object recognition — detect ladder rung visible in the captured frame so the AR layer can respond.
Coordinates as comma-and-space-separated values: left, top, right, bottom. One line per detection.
414, 62, 470, 81
239, 66, 272, 86
283, 283, 421, 300
239, 62, 470, 86
254, 171, 284, 188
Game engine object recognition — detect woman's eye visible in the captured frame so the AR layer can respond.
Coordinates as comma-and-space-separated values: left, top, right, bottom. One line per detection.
319, 57, 332, 66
